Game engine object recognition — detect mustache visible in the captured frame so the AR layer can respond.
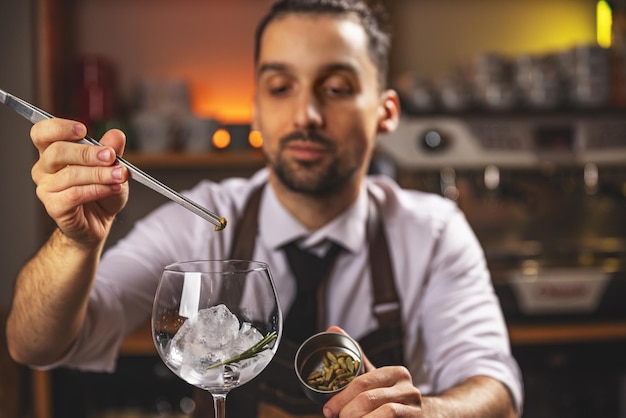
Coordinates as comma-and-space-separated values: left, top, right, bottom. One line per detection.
279, 130, 336, 149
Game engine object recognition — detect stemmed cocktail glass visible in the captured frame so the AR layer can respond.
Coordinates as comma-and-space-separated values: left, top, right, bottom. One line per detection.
152, 260, 282, 417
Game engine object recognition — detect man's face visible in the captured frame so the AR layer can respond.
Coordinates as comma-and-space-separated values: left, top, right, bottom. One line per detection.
254, 13, 388, 196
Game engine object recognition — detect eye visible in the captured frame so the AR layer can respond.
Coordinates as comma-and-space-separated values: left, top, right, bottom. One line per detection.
321, 75, 354, 98
269, 84, 290, 96
265, 75, 293, 97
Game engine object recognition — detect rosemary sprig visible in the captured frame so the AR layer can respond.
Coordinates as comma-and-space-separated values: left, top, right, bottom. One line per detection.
206, 331, 278, 370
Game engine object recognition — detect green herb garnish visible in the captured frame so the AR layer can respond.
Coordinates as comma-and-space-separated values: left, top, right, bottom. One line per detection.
206, 331, 278, 370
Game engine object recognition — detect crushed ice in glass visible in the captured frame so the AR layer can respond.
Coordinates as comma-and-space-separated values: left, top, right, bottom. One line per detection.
165, 304, 267, 386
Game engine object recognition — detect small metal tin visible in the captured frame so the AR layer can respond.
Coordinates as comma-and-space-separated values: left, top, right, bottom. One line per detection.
294, 332, 364, 404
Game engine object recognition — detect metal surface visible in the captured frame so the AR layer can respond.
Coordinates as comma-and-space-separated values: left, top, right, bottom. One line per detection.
294, 332, 363, 405
379, 115, 626, 321
378, 114, 626, 170
0, 88, 226, 231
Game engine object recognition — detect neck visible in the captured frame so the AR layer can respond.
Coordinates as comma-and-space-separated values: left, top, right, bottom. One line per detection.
268, 172, 363, 230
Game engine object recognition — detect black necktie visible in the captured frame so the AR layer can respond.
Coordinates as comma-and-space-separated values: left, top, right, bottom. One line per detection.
282, 241, 342, 344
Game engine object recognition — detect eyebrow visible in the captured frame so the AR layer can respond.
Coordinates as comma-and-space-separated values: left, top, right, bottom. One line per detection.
256, 61, 361, 79
256, 62, 289, 78
320, 62, 360, 77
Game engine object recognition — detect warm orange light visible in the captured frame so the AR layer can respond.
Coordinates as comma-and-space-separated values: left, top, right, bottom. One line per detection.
248, 130, 263, 148
191, 83, 254, 124
212, 128, 231, 149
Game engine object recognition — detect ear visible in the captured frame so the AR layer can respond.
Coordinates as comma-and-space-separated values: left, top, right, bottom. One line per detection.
376, 89, 400, 134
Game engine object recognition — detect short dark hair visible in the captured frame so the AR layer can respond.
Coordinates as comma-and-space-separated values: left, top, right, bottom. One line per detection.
254, 0, 391, 88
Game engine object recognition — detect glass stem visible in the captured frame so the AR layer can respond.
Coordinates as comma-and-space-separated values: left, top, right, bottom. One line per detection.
212, 393, 227, 418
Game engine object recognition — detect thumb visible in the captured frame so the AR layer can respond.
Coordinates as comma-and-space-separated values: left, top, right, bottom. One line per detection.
99, 128, 127, 157
325, 326, 376, 372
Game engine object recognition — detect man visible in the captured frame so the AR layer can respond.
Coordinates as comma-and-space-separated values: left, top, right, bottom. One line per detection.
7, 0, 522, 416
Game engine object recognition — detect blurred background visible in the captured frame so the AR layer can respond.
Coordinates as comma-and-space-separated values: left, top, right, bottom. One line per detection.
1, 0, 625, 417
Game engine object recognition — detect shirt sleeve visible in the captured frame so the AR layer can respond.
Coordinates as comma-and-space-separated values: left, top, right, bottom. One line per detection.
418, 206, 524, 413
37, 179, 240, 372
34, 280, 128, 372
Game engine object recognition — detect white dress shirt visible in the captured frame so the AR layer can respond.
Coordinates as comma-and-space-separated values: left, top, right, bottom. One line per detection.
48, 168, 523, 412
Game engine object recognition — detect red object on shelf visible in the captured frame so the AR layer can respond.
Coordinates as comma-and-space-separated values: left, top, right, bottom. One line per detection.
72, 55, 117, 128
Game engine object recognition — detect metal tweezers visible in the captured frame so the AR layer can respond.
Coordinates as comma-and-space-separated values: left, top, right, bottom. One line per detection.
0, 88, 227, 231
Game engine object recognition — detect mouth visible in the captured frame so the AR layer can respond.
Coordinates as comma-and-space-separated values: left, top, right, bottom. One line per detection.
284, 139, 329, 161
280, 130, 336, 162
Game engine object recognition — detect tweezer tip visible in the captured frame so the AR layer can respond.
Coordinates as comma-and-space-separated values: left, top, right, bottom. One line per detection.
214, 217, 228, 231
0, 89, 7, 104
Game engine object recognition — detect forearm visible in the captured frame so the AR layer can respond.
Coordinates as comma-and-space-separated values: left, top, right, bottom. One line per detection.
422, 376, 518, 418
6, 228, 104, 366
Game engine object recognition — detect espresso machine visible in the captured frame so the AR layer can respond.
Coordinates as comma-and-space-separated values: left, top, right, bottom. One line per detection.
376, 113, 626, 417
377, 113, 626, 320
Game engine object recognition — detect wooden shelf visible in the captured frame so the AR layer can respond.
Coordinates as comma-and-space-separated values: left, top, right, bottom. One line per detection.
123, 149, 266, 170
120, 320, 156, 356
508, 321, 626, 346
116, 319, 626, 356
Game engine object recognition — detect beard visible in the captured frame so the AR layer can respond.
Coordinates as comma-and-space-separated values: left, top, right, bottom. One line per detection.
267, 130, 360, 197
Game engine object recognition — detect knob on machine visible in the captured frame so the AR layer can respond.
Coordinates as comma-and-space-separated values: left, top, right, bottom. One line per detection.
419, 129, 451, 152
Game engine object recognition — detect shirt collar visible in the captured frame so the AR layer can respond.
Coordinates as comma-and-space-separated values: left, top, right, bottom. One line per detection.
258, 183, 368, 254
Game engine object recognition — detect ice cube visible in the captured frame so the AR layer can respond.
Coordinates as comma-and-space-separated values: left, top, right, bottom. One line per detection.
231, 323, 264, 355
194, 304, 240, 348
167, 303, 269, 381
168, 304, 239, 367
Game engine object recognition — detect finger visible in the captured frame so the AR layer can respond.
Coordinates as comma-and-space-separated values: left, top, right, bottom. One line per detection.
39, 183, 126, 220
40, 164, 128, 192
30, 118, 87, 152
99, 128, 127, 157
324, 386, 423, 418
326, 325, 345, 334
36, 140, 124, 178
324, 366, 414, 417
326, 388, 401, 418
362, 401, 421, 418
33, 160, 129, 216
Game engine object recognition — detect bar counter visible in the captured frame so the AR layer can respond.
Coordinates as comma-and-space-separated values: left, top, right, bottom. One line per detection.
30, 319, 626, 418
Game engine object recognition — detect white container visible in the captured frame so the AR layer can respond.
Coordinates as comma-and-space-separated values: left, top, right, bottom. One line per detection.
509, 267, 609, 315
131, 111, 171, 152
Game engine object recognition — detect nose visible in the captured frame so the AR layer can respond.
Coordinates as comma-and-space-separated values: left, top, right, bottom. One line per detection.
293, 92, 323, 130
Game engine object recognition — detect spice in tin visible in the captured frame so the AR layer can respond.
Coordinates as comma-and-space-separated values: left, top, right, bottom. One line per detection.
306, 351, 360, 391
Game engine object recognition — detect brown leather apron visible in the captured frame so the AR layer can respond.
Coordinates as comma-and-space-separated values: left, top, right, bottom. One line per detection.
193, 186, 405, 417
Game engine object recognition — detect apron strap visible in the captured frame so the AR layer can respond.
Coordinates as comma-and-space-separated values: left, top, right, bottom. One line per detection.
359, 202, 406, 368
229, 185, 264, 260
367, 195, 403, 330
